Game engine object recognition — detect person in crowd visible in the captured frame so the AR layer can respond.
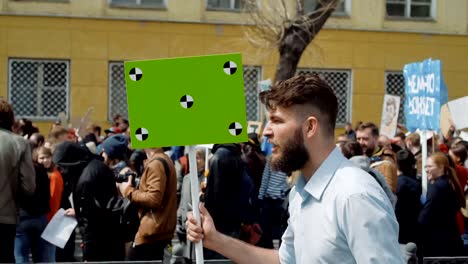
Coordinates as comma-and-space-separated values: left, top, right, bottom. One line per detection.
343, 141, 397, 208
419, 152, 465, 257
101, 135, 131, 178
35, 146, 64, 223
15, 146, 53, 263
53, 141, 125, 261
450, 142, 468, 169
344, 122, 356, 140
173, 147, 206, 263
241, 133, 267, 195
30, 133, 45, 149
203, 143, 258, 258
336, 134, 347, 146
186, 74, 404, 263
393, 132, 407, 151
46, 126, 69, 151
257, 158, 288, 249
340, 140, 362, 159
18, 118, 39, 139
394, 150, 421, 245
118, 146, 177, 261
0, 99, 36, 263
378, 135, 392, 149
371, 158, 398, 194
356, 122, 383, 159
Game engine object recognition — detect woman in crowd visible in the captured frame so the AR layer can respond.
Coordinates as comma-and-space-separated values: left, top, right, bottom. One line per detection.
419, 152, 465, 257
34, 146, 64, 260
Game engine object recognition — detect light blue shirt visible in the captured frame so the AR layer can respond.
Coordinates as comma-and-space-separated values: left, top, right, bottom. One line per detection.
279, 148, 405, 264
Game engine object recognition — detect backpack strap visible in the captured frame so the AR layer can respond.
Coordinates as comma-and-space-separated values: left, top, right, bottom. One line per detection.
154, 157, 171, 179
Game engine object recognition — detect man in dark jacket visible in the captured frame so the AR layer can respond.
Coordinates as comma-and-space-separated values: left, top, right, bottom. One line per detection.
0, 99, 36, 263
204, 144, 257, 258
395, 150, 422, 245
53, 142, 125, 261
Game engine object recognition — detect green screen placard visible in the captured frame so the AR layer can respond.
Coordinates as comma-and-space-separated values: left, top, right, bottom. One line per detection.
125, 53, 248, 148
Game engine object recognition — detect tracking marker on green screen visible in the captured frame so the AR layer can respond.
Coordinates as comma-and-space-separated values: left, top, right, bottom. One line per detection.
125, 53, 248, 149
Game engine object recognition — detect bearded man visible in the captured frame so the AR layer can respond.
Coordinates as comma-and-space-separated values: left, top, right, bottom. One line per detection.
185, 74, 405, 263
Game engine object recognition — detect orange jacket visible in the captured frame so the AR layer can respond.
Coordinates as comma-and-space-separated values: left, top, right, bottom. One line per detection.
47, 167, 64, 221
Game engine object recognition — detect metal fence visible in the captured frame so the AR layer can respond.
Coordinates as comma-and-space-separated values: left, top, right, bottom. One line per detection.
108, 62, 262, 122
385, 71, 406, 125
296, 68, 352, 126
8, 58, 69, 120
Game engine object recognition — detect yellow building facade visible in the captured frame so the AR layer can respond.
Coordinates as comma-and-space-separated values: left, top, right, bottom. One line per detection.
0, 0, 467, 133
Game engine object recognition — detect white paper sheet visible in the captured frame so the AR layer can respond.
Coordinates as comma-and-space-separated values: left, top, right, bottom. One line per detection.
41, 208, 78, 249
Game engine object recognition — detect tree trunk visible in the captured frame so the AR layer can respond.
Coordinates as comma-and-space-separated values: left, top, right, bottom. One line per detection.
274, 0, 337, 82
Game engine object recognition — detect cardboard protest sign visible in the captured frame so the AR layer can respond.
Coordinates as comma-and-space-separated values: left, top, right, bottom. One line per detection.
380, 95, 400, 138
125, 53, 248, 149
448, 96, 468, 130
439, 104, 453, 138
403, 58, 448, 132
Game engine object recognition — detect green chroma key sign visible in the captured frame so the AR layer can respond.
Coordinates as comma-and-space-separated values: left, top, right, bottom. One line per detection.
125, 53, 248, 149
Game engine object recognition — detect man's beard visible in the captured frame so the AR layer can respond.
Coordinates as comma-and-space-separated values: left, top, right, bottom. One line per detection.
270, 128, 309, 174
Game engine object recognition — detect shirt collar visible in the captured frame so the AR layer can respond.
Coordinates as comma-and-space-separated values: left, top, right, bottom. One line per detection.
296, 147, 345, 201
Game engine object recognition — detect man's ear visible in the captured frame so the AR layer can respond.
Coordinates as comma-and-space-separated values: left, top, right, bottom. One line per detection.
305, 117, 319, 138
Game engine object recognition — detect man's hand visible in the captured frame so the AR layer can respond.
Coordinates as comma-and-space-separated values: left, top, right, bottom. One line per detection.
118, 175, 133, 196
186, 203, 217, 249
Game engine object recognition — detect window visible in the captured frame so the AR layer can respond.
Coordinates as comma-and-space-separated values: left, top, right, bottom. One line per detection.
244, 66, 262, 121
8, 59, 69, 120
109, 0, 166, 8
385, 72, 405, 124
296, 68, 352, 126
206, 0, 247, 10
303, 0, 351, 16
109, 62, 128, 121
386, 0, 435, 19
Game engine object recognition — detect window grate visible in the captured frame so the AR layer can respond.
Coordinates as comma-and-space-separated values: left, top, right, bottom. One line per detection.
296, 68, 352, 126
8, 58, 69, 120
385, 71, 406, 125
244, 66, 262, 121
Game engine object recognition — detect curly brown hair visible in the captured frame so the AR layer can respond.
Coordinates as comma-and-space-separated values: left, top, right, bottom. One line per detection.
259, 74, 338, 134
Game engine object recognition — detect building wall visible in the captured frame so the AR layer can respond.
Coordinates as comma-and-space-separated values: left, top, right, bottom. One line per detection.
0, 0, 467, 133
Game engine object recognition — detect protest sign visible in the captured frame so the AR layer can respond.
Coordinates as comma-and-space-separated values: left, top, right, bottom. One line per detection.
380, 95, 400, 138
125, 53, 248, 149
448, 96, 468, 130
403, 59, 448, 132
125, 54, 249, 263
403, 58, 448, 197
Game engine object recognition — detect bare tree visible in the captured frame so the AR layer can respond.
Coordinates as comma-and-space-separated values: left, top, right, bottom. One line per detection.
244, 0, 339, 82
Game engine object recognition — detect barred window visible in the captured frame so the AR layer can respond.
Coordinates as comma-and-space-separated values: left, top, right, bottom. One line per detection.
296, 68, 352, 126
108, 62, 262, 121
385, 71, 405, 125
244, 66, 262, 121
8, 59, 69, 120
110, 0, 166, 8
109, 62, 128, 121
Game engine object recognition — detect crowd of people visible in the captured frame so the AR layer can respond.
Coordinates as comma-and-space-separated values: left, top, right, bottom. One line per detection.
1, 73, 468, 263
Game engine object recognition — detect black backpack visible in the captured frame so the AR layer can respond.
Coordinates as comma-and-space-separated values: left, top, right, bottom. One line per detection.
94, 157, 171, 242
